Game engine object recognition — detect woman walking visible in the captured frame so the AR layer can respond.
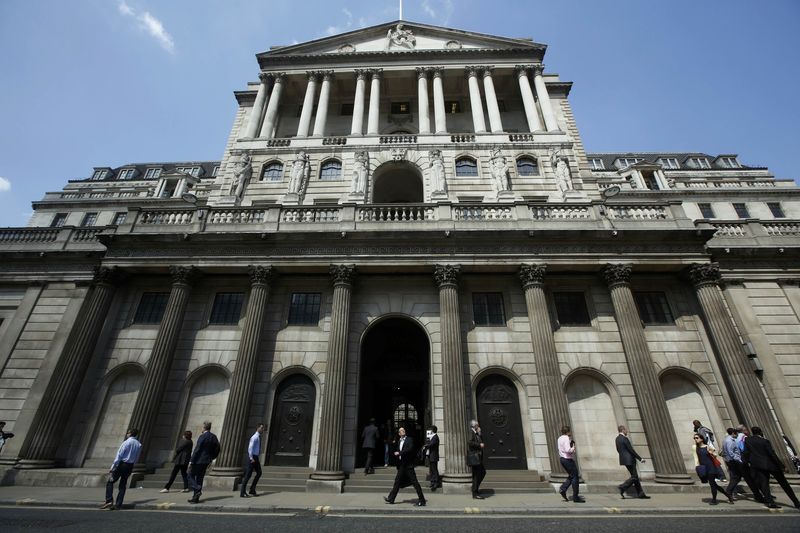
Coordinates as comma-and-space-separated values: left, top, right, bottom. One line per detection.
161, 430, 193, 493
693, 434, 733, 505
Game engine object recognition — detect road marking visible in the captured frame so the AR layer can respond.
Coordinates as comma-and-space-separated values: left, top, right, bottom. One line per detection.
315, 505, 330, 514
15, 498, 35, 505
156, 502, 176, 510
464, 507, 480, 513
605, 507, 621, 514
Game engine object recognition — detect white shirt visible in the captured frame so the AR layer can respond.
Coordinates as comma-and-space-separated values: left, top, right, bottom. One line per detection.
247, 431, 261, 457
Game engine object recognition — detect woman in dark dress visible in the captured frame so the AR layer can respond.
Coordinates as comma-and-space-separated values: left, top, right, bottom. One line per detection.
161, 431, 193, 492
693, 434, 733, 505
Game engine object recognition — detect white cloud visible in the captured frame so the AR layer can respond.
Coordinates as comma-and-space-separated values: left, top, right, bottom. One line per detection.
421, 0, 436, 18
0, 177, 10, 192
117, 1, 175, 54
118, 0, 134, 16
421, 0, 454, 26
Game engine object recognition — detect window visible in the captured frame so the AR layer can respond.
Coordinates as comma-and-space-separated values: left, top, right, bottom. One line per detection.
212, 166, 220, 177
660, 158, 680, 169
117, 168, 135, 180
144, 168, 162, 180
718, 157, 739, 168
393, 403, 418, 428
91, 169, 108, 180
733, 203, 750, 218
390, 102, 410, 114
319, 160, 342, 181
455, 157, 478, 177
261, 161, 284, 181
691, 157, 711, 169
340, 103, 354, 116
767, 202, 785, 218
617, 157, 642, 168
50, 213, 68, 227
445, 100, 461, 114
634, 291, 674, 325
288, 293, 321, 325
472, 292, 505, 326
176, 166, 200, 177
553, 292, 591, 326
698, 203, 715, 218
642, 171, 660, 190
516, 157, 539, 176
589, 158, 605, 170
80, 212, 98, 227
209, 292, 244, 325
134, 292, 170, 324
112, 212, 127, 225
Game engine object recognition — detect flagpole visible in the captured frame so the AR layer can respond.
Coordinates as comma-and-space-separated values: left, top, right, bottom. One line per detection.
399, 0, 403, 20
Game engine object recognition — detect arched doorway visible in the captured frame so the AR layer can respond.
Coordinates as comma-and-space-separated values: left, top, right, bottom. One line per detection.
84, 369, 143, 467
372, 162, 424, 203
475, 374, 527, 469
358, 317, 430, 467
566, 373, 620, 473
267, 374, 316, 466
181, 369, 230, 442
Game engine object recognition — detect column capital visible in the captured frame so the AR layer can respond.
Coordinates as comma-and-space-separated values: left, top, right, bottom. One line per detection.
305, 71, 320, 81
434, 264, 461, 288
369, 68, 383, 79
602, 263, 632, 287
415, 66, 429, 79
531, 64, 545, 76
519, 264, 547, 288
320, 70, 335, 82
248, 265, 274, 286
330, 264, 356, 286
687, 262, 721, 288
258, 72, 270, 84
267, 72, 287, 83
514, 64, 533, 77
169, 265, 201, 287
92, 266, 125, 287
354, 69, 368, 80
431, 67, 445, 78
464, 66, 482, 78
481, 66, 495, 78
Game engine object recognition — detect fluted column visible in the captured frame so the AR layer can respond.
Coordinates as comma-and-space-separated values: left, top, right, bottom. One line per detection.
465, 67, 486, 133
296, 72, 318, 138
482, 67, 503, 133
603, 264, 691, 484
532, 65, 558, 132
416, 67, 431, 134
515, 65, 542, 132
350, 70, 367, 136
15, 268, 124, 469
432, 67, 447, 134
129, 266, 200, 469
243, 72, 270, 138
366, 69, 382, 135
212, 266, 274, 476
518, 265, 570, 478
312, 71, 333, 137
688, 263, 795, 471
309, 265, 356, 488
434, 265, 472, 488
259, 73, 286, 138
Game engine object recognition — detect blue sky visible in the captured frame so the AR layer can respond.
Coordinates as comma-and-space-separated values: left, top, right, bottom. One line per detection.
0, 0, 798, 227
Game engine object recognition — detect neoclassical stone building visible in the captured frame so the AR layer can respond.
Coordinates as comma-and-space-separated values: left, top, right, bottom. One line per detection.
1, 21, 798, 492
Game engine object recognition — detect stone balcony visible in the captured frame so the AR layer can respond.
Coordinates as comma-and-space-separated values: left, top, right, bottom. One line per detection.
705, 219, 800, 249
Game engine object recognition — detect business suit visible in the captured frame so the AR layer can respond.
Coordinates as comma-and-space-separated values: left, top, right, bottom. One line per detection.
164, 437, 193, 490
743, 434, 800, 508
361, 423, 380, 474
468, 429, 486, 497
424, 433, 440, 489
188, 430, 220, 502
615, 433, 645, 497
385, 435, 426, 504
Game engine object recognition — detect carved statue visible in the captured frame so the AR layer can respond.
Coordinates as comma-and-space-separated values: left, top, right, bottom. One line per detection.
230, 153, 253, 198
351, 151, 368, 194
550, 149, 574, 193
386, 23, 416, 50
288, 151, 310, 195
489, 149, 511, 192
429, 150, 447, 193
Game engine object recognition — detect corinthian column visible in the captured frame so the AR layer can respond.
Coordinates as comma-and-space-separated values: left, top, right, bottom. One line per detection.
350, 70, 367, 136
482, 67, 503, 133
212, 266, 274, 476
312, 71, 333, 137
518, 265, 570, 478
260, 73, 286, 139
688, 263, 795, 471
603, 264, 691, 484
432, 68, 447, 134
367, 69, 382, 135
515, 65, 542, 132
15, 267, 125, 469
296, 72, 318, 138
434, 265, 472, 491
465, 67, 486, 133
416, 67, 431, 134
243, 72, 270, 138
308, 265, 356, 492
532, 65, 558, 132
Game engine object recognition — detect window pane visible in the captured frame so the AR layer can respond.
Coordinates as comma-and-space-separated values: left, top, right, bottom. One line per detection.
445, 101, 461, 113
455, 158, 478, 177
262, 162, 284, 181
767, 203, 785, 218
553, 292, 591, 326
320, 161, 342, 180
472, 292, 505, 326
81, 213, 98, 227
516, 158, 539, 176
51, 213, 68, 227
113, 212, 127, 225
288, 293, 321, 325
390, 102, 410, 114
209, 292, 244, 325
634, 292, 674, 325
698, 203, 715, 218
134, 292, 170, 324
733, 203, 750, 218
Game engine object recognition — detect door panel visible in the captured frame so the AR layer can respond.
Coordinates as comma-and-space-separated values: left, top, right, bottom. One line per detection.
476, 374, 527, 469
267, 374, 316, 466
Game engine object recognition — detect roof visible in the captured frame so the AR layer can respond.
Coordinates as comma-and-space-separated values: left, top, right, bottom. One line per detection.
73, 161, 221, 182
584, 152, 766, 171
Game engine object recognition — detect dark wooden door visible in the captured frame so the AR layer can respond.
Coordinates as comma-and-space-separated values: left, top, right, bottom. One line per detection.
267, 374, 316, 466
476, 374, 527, 469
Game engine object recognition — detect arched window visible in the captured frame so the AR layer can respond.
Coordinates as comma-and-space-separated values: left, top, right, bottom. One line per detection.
261, 161, 284, 181
455, 157, 478, 177
320, 160, 342, 180
393, 403, 418, 428
516, 157, 539, 176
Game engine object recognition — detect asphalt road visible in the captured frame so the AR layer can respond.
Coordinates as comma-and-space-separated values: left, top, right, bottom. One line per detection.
0, 507, 798, 532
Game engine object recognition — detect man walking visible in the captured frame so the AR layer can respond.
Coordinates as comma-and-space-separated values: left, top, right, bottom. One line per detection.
615, 425, 650, 499
240, 423, 265, 498
384, 427, 426, 506
721, 427, 762, 502
424, 425, 440, 491
467, 419, 486, 499
557, 425, 584, 503
187, 421, 220, 504
743, 426, 800, 509
361, 418, 380, 475
693, 419, 716, 447
101, 428, 141, 510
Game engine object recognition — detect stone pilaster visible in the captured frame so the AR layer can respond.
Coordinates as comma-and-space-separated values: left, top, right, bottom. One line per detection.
602, 264, 692, 484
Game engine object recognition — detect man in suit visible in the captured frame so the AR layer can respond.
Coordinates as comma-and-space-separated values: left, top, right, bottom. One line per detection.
384, 427, 426, 506
187, 421, 220, 504
161, 430, 193, 493
743, 426, 800, 509
468, 419, 486, 499
240, 422, 265, 498
361, 418, 380, 475
615, 425, 650, 499
423, 425, 440, 491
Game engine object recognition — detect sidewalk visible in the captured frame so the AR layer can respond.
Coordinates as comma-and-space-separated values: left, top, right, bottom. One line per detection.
1, 485, 798, 515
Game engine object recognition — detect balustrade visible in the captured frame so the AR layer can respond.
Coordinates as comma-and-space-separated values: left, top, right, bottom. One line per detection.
322, 137, 347, 145
206, 209, 266, 225
530, 205, 591, 220
711, 223, 747, 237
281, 207, 340, 223
453, 205, 513, 221
763, 221, 800, 236
379, 135, 417, 144
450, 134, 476, 143
606, 205, 667, 220
357, 205, 435, 222
138, 210, 194, 225
0, 228, 60, 243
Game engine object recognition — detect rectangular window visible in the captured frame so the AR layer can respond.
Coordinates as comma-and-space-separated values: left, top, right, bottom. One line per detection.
553, 292, 591, 326
80, 212, 98, 227
209, 292, 244, 325
642, 172, 660, 190
590, 158, 605, 170
133, 292, 170, 324
698, 203, 715, 218
634, 291, 675, 325
288, 293, 321, 325
112, 212, 127, 225
144, 168, 162, 180
661, 158, 680, 169
719, 156, 739, 168
767, 202, 785, 218
340, 103, 354, 116
733, 203, 750, 218
692, 157, 711, 169
177, 167, 200, 177
117, 169, 135, 180
472, 292, 506, 326
212, 166, 220, 177
445, 100, 461, 114
617, 157, 642, 168
91, 170, 108, 180
390, 102, 410, 114
51, 213, 68, 227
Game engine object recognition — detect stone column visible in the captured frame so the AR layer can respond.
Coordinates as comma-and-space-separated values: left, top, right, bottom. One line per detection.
688, 263, 795, 471
434, 265, 473, 491
432, 67, 447, 134
518, 265, 570, 478
465, 67, 486, 133
296, 72, 318, 138
243, 72, 270, 138
602, 264, 692, 483
532, 65, 558, 132
212, 266, 274, 476
308, 265, 356, 492
350, 70, 367, 136
15, 268, 124, 469
515, 65, 542, 132
416, 67, 431, 134
482, 67, 504, 133
367, 69, 382, 135
312, 71, 333, 137
129, 266, 200, 469
259, 73, 286, 139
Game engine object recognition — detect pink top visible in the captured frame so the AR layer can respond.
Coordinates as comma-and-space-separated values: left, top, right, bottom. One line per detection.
558, 434, 575, 459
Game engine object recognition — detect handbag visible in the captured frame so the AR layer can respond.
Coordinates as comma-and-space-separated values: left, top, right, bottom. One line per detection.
466, 451, 481, 466
710, 453, 722, 468
695, 464, 708, 483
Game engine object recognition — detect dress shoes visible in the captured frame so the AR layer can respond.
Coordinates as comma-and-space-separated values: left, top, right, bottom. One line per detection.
249, 490, 258, 497
416, 500, 426, 507
618, 486, 625, 499
472, 493, 484, 500
239, 493, 250, 498
559, 491, 568, 501
638, 494, 651, 499
573, 497, 586, 503
766, 502, 780, 509
383, 496, 395, 504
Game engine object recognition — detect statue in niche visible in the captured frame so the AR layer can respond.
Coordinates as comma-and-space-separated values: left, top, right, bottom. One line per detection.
229, 152, 253, 199
288, 151, 310, 195
489, 148, 511, 192
550, 149, 574, 193
429, 150, 447, 193
351, 151, 369, 194
386, 23, 416, 50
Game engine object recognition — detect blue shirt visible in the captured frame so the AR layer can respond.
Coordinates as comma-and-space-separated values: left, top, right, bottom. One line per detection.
736, 433, 746, 452
247, 431, 261, 457
111, 436, 142, 470
722, 434, 741, 462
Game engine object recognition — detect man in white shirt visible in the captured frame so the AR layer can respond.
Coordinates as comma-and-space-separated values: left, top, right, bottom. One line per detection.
101, 428, 142, 510
557, 425, 584, 503
240, 423, 265, 497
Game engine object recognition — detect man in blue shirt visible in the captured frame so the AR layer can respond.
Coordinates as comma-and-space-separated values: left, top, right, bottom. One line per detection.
240, 423, 265, 497
729, 425, 764, 502
101, 428, 142, 510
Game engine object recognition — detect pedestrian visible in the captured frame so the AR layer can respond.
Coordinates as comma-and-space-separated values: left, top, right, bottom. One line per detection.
693, 433, 732, 505
361, 418, 380, 475
720, 427, 762, 502
467, 419, 486, 499
423, 425, 440, 491
734, 424, 764, 501
615, 425, 650, 499
240, 423, 265, 497
557, 425, 584, 503
160, 430, 192, 493
743, 426, 800, 509
383, 420, 393, 467
100, 428, 141, 510
383, 427, 426, 506
187, 421, 220, 504
0, 421, 14, 454
693, 419, 716, 447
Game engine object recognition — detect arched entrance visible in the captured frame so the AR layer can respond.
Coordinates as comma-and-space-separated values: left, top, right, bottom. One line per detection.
358, 317, 430, 467
475, 374, 527, 469
372, 162, 424, 203
266, 373, 316, 466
